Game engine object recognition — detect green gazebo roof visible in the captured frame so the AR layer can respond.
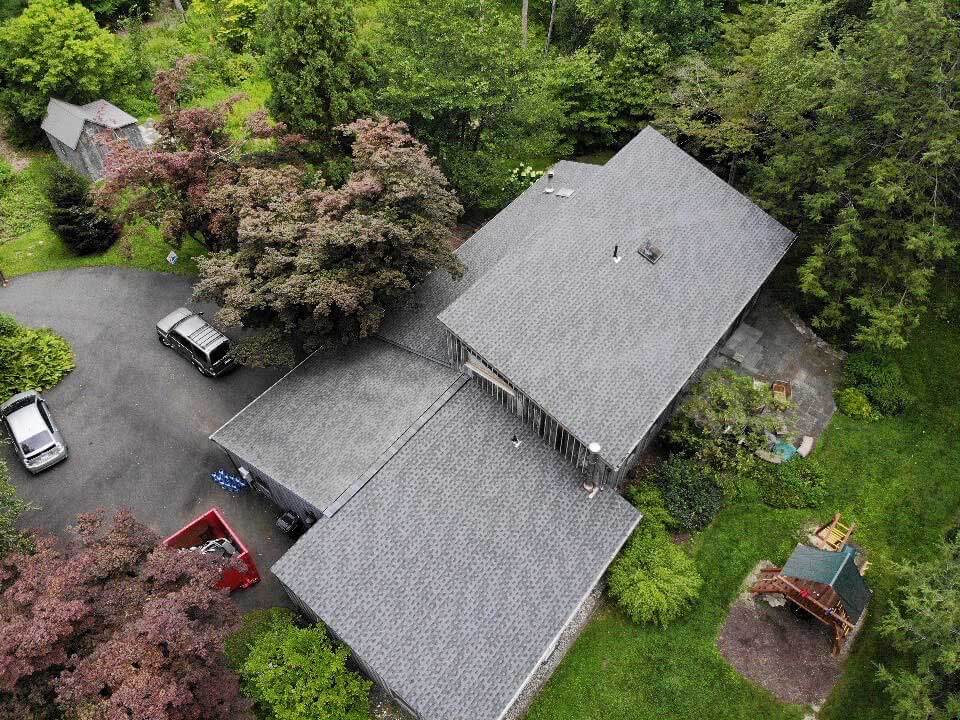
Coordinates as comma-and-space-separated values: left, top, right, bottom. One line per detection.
782, 543, 873, 622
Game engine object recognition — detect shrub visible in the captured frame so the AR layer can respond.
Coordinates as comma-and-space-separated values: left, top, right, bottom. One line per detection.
668, 369, 789, 471
624, 481, 674, 531
0, 0, 128, 128
835, 387, 880, 421
237, 610, 371, 720
0, 313, 75, 398
48, 165, 118, 255
842, 351, 915, 416
608, 527, 703, 627
502, 164, 545, 200
225, 607, 297, 670
754, 459, 828, 509
0, 458, 34, 559
646, 456, 723, 532
0, 159, 12, 192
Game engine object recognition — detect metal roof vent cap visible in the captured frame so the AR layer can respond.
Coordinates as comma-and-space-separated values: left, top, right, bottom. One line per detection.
638, 242, 663, 264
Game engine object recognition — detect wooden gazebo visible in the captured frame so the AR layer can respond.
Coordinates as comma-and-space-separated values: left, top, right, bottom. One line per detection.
752, 543, 872, 654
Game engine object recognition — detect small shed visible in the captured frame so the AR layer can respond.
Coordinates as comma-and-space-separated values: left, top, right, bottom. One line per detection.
752, 543, 872, 653
41, 98, 145, 180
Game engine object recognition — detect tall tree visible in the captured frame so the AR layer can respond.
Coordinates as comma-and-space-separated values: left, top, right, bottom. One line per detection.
193, 118, 463, 363
0, 510, 251, 720
878, 537, 960, 720
261, 0, 374, 147
657, 0, 960, 350
375, 0, 567, 209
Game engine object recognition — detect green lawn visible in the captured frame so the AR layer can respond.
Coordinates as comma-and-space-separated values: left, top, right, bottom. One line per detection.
0, 156, 204, 278
527, 295, 960, 720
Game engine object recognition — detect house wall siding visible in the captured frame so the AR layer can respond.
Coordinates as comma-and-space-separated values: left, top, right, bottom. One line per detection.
46, 121, 145, 181
217, 447, 321, 523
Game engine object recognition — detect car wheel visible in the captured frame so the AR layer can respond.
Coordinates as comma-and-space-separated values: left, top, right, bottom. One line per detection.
158, 333, 170, 346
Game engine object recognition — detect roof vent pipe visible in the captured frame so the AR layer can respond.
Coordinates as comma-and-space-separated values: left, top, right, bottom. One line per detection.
544, 169, 555, 194
583, 442, 603, 497
613, 245, 621, 264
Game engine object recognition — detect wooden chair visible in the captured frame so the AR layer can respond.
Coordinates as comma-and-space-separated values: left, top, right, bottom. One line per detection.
815, 513, 856, 551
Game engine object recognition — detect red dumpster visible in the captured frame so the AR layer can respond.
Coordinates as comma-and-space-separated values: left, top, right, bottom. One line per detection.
163, 508, 261, 591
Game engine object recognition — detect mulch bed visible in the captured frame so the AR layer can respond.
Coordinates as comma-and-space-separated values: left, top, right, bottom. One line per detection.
718, 598, 844, 706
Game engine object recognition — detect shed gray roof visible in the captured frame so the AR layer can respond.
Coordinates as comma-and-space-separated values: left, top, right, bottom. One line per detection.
41, 98, 137, 150
377, 160, 604, 363
438, 126, 795, 468
273, 382, 640, 720
210, 338, 459, 515
782, 543, 872, 622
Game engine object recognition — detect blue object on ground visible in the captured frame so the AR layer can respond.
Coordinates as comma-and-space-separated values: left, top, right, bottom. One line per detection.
212, 468, 248, 493
773, 441, 798, 462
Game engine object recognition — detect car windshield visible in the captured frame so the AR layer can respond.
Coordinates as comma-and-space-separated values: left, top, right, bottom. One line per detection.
20, 430, 54, 457
208, 340, 230, 364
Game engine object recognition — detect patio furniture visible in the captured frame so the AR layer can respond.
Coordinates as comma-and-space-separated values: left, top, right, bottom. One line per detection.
772, 380, 792, 402
756, 448, 783, 464
773, 441, 798, 462
815, 513, 857, 552
797, 435, 815, 457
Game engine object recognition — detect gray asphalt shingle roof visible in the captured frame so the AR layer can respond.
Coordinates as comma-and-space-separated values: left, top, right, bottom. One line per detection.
377, 160, 604, 363
210, 338, 460, 515
782, 544, 872, 622
40, 98, 137, 150
274, 381, 640, 720
438, 126, 795, 468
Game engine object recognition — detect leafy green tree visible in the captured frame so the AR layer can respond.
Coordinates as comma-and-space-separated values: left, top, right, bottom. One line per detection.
262, 0, 373, 147
0, 0, 127, 129
608, 525, 703, 626
236, 610, 371, 720
538, 0, 723, 54
375, 0, 566, 209
878, 537, 960, 720
657, 0, 960, 351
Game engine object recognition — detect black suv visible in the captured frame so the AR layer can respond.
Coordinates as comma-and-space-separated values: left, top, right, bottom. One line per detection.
156, 308, 236, 377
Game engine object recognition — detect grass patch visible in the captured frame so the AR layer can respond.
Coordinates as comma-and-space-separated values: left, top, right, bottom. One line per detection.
0, 145, 203, 279
0, 217, 204, 278
527, 293, 960, 720
0, 156, 55, 243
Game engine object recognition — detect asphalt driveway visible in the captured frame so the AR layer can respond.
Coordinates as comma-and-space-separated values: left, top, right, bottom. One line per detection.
0, 268, 293, 610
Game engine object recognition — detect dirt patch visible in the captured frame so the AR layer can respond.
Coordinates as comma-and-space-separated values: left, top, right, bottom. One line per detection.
719, 598, 843, 706
0, 132, 30, 172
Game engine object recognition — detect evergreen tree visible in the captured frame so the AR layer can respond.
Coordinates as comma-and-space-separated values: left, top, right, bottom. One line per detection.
48, 165, 118, 255
261, 0, 374, 147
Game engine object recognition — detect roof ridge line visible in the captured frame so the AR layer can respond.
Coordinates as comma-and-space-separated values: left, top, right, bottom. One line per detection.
373, 331, 452, 368
829, 545, 853, 587
450, 159, 610, 262
210, 347, 322, 441
321, 373, 470, 518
